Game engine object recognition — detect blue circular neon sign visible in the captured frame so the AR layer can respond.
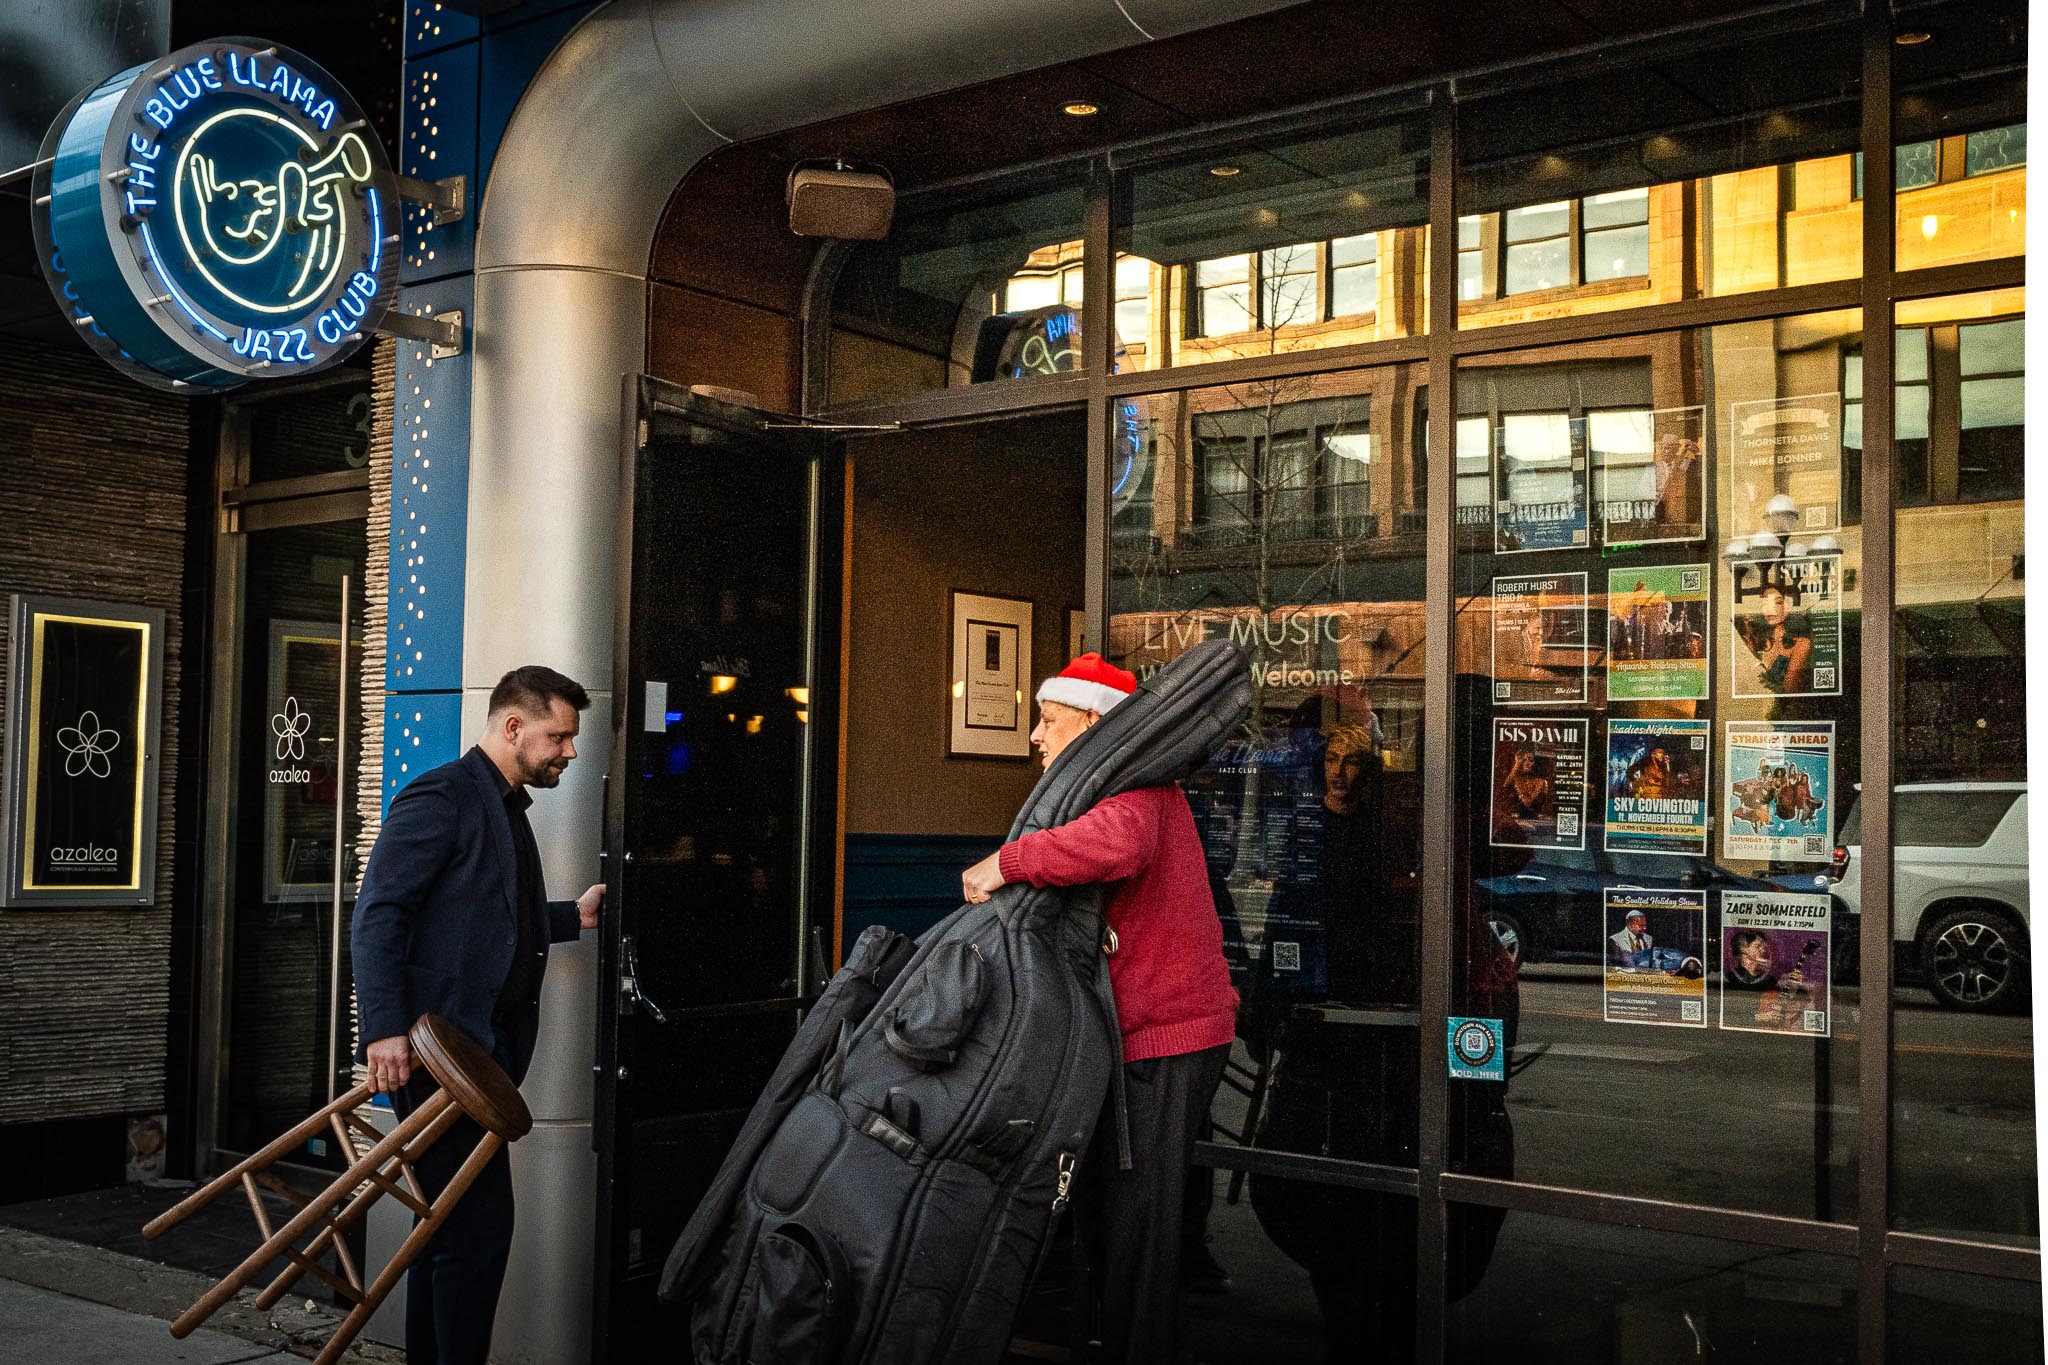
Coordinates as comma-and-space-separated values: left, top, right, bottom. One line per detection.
33, 39, 396, 393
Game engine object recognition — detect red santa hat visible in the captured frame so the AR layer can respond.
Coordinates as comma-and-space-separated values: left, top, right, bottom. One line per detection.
1036, 652, 1137, 716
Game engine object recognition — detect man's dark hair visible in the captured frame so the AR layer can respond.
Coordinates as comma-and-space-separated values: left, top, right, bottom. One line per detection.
489, 665, 590, 717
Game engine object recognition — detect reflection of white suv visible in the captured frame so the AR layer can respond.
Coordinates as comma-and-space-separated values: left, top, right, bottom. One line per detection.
1827, 783, 2029, 1011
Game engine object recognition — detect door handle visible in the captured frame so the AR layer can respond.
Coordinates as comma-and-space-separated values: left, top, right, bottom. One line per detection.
619, 933, 672, 1024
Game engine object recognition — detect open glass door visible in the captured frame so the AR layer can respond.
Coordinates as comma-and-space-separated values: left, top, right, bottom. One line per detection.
594, 380, 843, 1355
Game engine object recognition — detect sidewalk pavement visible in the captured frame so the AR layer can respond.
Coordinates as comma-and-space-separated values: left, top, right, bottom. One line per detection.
0, 1225, 403, 1365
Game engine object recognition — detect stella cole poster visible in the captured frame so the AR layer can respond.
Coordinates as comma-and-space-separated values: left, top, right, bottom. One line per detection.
1731, 554, 1843, 699
1598, 404, 1706, 548
1723, 722, 1836, 864
1604, 718, 1710, 857
1730, 392, 1842, 538
1491, 572, 1590, 707
1490, 717, 1588, 851
1603, 887, 1707, 1027
1606, 564, 1709, 701
1720, 891, 1832, 1037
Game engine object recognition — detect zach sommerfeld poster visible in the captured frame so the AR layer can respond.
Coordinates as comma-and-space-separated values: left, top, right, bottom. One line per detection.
1720, 891, 1832, 1037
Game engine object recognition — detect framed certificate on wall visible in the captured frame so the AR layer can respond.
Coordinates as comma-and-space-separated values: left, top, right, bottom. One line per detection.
950, 591, 1033, 758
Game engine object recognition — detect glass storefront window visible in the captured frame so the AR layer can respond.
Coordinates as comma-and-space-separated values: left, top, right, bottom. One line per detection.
1890, 1267, 2045, 1363
1117, 113, 1430, 372
1457, 22, 1862, 327
1450, 1213, 1858, 1362
1889, 289, 2034, 1248
248, 375, 375, 481
1893, 0, 2027, 271
826, 180, 1084, 406
1452, 309, 1865, 1218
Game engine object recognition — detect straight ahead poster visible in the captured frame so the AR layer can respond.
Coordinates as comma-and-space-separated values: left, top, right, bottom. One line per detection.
1723, 722, 1836, 864
1730, 392, 1842, 538
1492, 572, 1590, 706
1606, 564, 1709, 701
1604, 718, 1710, 857
1731, 555, 1844, 699
1490, 717, 1588, 851
1604, 887, 1708, 1027
1720, 891, 1833, 1037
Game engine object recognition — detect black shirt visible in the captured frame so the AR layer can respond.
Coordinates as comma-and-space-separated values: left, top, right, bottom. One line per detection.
485, 755, 548, 1021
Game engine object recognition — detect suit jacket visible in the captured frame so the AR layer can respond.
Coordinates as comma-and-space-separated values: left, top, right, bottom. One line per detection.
352, 746, 580, 1084
1607, 928, 1654, 969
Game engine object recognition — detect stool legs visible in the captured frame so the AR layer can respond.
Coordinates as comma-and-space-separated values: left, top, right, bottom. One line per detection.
313, 1129, 506, 1365
167, 1089, 457, 1339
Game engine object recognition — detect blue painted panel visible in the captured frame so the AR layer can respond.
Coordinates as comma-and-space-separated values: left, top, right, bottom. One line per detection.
405, 2, 480, 59
841, 834, 1000, 950
476, 3, 599, 192
399, 43, 478, 283
386, 276, 472, 694
384, 691, 465, 813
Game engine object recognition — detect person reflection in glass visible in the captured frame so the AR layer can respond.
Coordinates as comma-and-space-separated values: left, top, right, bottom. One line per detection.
1242, 682, 1513, 1362
1735, 582, 1815, 695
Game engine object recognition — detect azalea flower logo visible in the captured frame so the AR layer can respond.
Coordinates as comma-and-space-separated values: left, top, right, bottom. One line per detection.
273, 696, 312, 762
57, 711, 120, 779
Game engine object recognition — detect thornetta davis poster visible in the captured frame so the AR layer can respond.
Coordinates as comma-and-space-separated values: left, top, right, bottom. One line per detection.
1729, 392, 1842, 539
1490, 717, 1588, 851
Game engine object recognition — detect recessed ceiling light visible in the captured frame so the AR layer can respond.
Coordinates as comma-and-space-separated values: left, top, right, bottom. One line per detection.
1208, 165, 1241, 177
1060, 101, 1100, 117
1895, 30, 1933, 45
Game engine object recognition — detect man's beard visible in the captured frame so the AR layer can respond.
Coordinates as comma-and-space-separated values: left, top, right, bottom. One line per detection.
521, 755, 565, 788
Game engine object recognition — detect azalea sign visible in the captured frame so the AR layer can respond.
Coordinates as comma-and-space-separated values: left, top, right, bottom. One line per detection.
31, 38, 396, 392
3, 596, 165, 906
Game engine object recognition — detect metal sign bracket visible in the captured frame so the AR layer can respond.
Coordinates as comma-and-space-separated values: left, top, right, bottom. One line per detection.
377, 308, 465, 358
395, 173, 468, 227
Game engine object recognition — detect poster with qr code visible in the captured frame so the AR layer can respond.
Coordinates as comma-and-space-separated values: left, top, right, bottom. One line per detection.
1730, 555, 1843, 698
1730, 392, 1842, 539
1492, 572, 1591, 706
1722, 722, 1836, 864
1604, 888, 1708, 1028
1494, 415, 1590, 553
1598, 403, 1706, 548
1490, 717, 1588, 851
1720, 892, 1833, 1037
1606, 564, 1710, 701
1604, 718, 1710, 857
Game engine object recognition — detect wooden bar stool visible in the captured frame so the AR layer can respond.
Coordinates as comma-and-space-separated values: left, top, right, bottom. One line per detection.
144, 1013, 532, 1365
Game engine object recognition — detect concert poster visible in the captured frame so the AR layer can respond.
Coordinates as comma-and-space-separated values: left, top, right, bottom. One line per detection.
1730, 555, 1843, 699
1730, 392, 1843, 538
1720, 892, 1833, 1037
1489, 717, 1588, 851
1605, 564, 1710, 702
1598, 404, 1706, 548
1494, 417, 1590, 554
1722, 722, 1836, 864
1603, 718, 1710, 857
1491, 572, 1590, 707
1603, 887, 1708, 1028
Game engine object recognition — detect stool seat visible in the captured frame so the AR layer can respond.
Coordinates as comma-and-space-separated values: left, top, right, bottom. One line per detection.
142, 1013, 528, 1365
411, 1012, 532, 1140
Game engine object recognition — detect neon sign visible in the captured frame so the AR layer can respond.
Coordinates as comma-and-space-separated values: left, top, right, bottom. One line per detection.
32, 39, 396, 392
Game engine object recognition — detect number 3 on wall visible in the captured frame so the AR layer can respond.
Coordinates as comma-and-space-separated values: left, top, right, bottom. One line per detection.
343, 391, 373, 468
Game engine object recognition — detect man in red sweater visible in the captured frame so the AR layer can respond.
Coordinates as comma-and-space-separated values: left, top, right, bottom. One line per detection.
962, 653, 1237, 1365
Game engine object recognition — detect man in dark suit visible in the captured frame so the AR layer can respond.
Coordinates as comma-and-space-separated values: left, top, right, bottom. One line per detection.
352, 665, 605, 1365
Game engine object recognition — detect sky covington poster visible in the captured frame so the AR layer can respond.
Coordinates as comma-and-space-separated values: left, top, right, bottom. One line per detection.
1490, 717, 1588, 851
1720, 891, 1833, 1036
1723, 722, 1836, 864
1604, 887, 1708, 1027
1604, 718, 1710, 857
